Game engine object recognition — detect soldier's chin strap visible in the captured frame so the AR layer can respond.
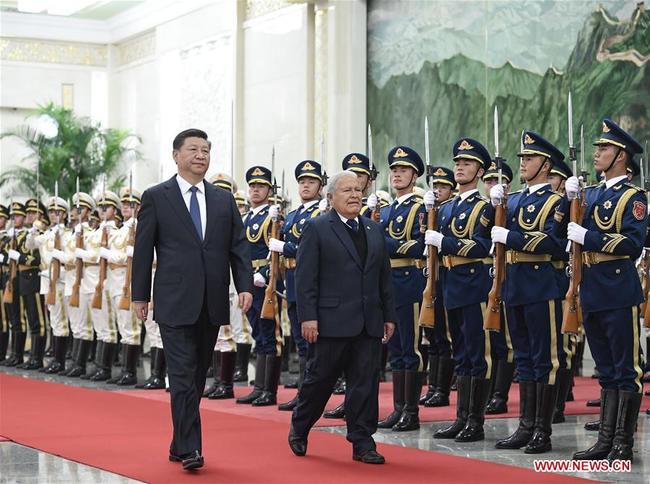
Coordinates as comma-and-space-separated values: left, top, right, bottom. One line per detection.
526, 157, 550, 185
457, 164, 481, 186
604, 147, 623, 175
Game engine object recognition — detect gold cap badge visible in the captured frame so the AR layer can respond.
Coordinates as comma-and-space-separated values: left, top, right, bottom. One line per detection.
394, 148, 408, 158
251, 167, 265, 176
433, 168, 446, 176
348, 155, 361, 164
302, 162, 315, 171
524, 134, 535, 145
458, 140, 474, 151
602, 122, 610, 133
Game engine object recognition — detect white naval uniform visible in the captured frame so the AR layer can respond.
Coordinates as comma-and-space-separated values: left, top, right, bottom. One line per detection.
62, 223, 94, 341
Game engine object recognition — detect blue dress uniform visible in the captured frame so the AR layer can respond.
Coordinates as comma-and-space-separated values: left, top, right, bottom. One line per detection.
0, 205, 10, 364
277, 160, 323, 411
573, 119, 646, 463
482, 160, 517, 415
342, 153, 378, 219
236, 166, 284, 407
495, 132, 569, 455
377, 146, 427, 432
420, 167, 456, 409
434, 139, 494, 443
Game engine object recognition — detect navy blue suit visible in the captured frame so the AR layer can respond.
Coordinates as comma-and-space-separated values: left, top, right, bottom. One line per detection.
292, 209, 396, 452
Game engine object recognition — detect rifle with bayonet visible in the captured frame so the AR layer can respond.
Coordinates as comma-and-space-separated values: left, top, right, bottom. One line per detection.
70, 177, 83, 308
561, 93, 585, 335
419, 116, 437, 328
92, 177, 108, 310
367, 124, 380, 222
46, 181, 61, 306
261, 146, 281, 323
2, 199, 17, 304
119, 171, 136, 310
484, 106, 505, 332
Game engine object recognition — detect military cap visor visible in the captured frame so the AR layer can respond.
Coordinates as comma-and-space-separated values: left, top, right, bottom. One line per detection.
0, 205, 8, 219
593, 118, 643, 155
482, 172, 512, 183
10, 202, 26, 217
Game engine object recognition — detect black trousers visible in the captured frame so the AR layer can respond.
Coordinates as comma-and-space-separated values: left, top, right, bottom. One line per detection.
159, 298, 219, 456
291, 333, 381, 453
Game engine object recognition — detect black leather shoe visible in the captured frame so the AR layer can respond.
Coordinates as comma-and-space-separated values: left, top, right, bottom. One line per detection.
252, 391, 277, 406
278, 395, 298, 411
424, 391, 450, 407
142, 377, 166, 390
169, 453, 183, 462
182, 451, 204, 470
584, 420, 600, 431
352, 449, 385, 464
485, 396, 508, 415
323, 403, 345, 419
208, 384, 234, 400
288, 435, 307, 456
586, 398, 601, 407
392, 411, 419, 432
333, 377, 346, 395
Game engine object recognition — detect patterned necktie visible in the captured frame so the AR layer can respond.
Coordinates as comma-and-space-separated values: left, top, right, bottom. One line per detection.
189, 186, 203, 240
346, 218, 359, 232
297, 204, 304, 214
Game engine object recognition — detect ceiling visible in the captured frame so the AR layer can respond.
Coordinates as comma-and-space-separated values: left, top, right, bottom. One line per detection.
0, 1, 143, 20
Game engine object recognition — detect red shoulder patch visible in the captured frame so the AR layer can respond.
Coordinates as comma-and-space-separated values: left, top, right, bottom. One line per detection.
632, 200, 646, 221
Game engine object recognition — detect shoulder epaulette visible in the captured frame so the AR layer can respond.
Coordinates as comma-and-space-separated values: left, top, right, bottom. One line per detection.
509, 189, 524, 195
439, 198, 455, 206
623, 182, 644, 193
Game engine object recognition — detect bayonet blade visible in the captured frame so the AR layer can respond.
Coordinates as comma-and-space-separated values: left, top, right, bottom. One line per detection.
367, 124, 373, 172
75, 176, 80, 212
568, 92, 574, 148
493, 106, 499, 159
424, 116, 430, 167
580, 124, 584, 175
54, 181, 59, 211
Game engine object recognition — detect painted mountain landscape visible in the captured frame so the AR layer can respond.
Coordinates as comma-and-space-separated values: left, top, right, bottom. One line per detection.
367, 0, 650, 187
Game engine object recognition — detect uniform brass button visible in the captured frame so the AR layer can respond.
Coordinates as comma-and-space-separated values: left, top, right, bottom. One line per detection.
405, 271, 410, 275
615, 269, 621, 274
534, 265, 539, 270
470, 268, 475, 273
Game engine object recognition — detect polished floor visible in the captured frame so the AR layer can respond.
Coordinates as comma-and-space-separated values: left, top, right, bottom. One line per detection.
0, 442, 140, 483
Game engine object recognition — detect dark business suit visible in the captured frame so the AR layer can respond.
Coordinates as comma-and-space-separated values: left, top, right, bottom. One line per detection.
132, 175, 253, 456
292, 209, 396, 453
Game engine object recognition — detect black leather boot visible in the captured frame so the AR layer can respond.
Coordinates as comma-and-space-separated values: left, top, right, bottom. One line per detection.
496, 380, 537, 449
420, 355, 438, 404
63, 338, 80, 375
393, 370, 422, 431
377, 370, 405, 428
140, 348, 166, 390
252, 355, 282, 406
203, 351, 222, 397
606, 391, 642, 463
553, 368, 572, 423
116, 344, 139, 386
434, 375, 471, 439
524, 383, 558, 454
485, 360, 515, 415
455, 377, 491, 442
43, 336, 67, 374
237, 354, 266, 403
424, 356, 454, 407
574, 388, 618, 460
209, 351, 236, 399
81, 341, 104, 379
67, 339, 92, 377
585, 420, 600, 431
278, 357, 306, 410
5, 331, 26, 367
25, 335, 46, 370
232, 343, 251, 382
0, 331, 9, 363
136, 347, 157, 388
89, 342, 116, 381
324, 403, 345, 419
107, 344, 127, 384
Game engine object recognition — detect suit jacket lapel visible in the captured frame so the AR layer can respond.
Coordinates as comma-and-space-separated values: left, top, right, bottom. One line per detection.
203, 183, 219, 246
362, 220, 376, 272
163, 175, 202, 246
329, 210, 362, 269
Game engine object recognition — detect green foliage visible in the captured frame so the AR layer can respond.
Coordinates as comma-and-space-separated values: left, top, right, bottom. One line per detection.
0, 103, 140, 201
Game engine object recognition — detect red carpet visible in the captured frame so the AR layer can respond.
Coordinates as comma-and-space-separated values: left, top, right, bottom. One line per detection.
0, 373, 589, 483
123, 376, 618, 428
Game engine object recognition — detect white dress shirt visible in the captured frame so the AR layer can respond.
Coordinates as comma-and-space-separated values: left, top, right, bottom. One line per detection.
336, 211, 359, 226
176, 174, 207, 239
458, 188, 479, 203
605, 175, 627, 189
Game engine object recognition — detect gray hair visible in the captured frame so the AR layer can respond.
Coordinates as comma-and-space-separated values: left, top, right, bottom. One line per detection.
326, 170, 358, 196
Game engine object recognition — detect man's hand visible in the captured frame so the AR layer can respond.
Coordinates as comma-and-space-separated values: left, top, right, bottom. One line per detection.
253, 273, 266, 288
133, 301, 149, 321
489, 184, 506, 207
367, 193, 379, 210
565, 176, 581, 200
238, 292, 253, 313
383, 322, 395, 343
301, 320, 318, 343
7, 249, 20, 261
425, 230, 444, 249
491, 226, 509, 245
268, 238, 285, 253
567, 222, 587, 245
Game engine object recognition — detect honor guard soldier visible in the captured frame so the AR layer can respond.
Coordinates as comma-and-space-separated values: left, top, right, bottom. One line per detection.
342, 153, 387, 218
234, 190, 249, 217
548, 159, 573, 195
481, 160, 516, 415
100, 187, 142, 386
26, 196, 69, 373
419, 167, 456, 409
236, 166, 284, 407
426, 138, 494, 442
3, 202, 31, 367
566, 119, 646, 463
269, 160, 324, 411
377, 146, 427, 432
76, 191, 121, 381
204, 173, 254, 399
0, 204, 10, 364
489, 132, 569, 454
62, 192, 96, 377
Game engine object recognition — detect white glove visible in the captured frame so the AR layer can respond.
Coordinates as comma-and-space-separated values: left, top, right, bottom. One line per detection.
269, 204, 281, 219
126, 245, 134, 257
567, 222, 587, 245
565, 176, 580, 200
490, 184, 505, 207
0, 254, 4, 264
253, 272, 266, 288
318, 199, 329, 212
367, 193, 379, 210
268, 238, 285, 253
425, 230, 444, 249
6, 228, 14, 237
75, 248, 91, 260
8, 249, 20, 261
491, 226, 509, 245
51, 249, 66, 262
74, 224, 83, 234
123, 217, 136, 228
99, 247, 114, 261
29, 225, 40, 234
424, 190, 436, 208
99, 220, 109, 229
